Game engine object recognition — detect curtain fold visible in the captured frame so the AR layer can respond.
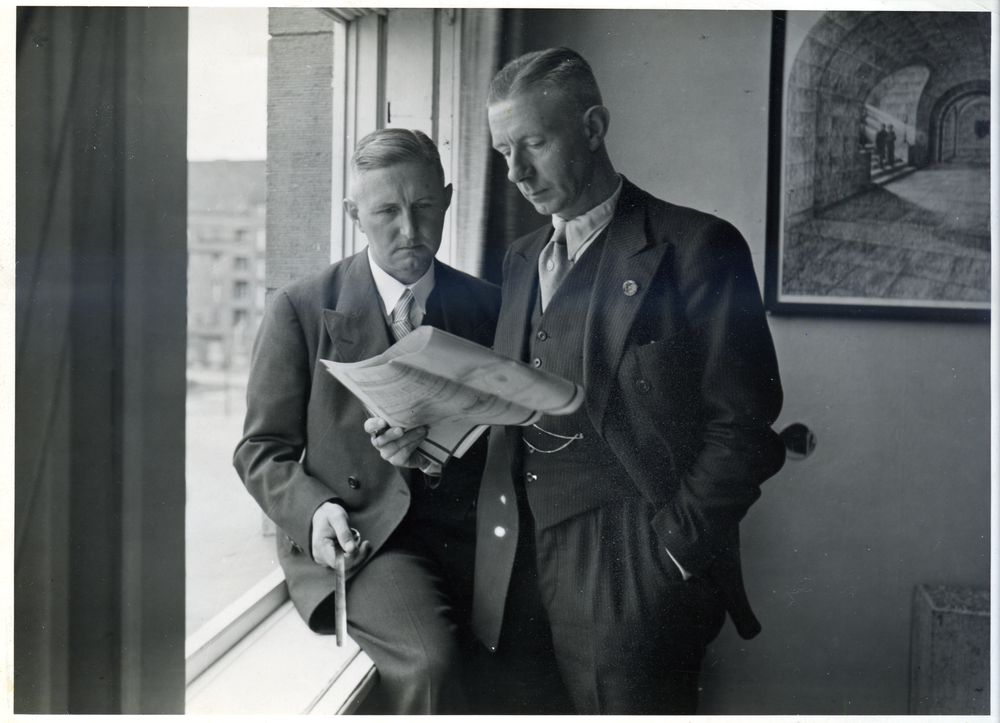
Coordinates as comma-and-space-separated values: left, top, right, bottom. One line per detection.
454, 9, 502, 277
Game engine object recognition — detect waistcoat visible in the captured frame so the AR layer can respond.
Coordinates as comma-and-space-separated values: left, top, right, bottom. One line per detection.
518, 234, 635, 530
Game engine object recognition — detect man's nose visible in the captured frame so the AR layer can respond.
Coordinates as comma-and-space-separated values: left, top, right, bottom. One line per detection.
507, 148, 532, 184
398, 208, 416, 239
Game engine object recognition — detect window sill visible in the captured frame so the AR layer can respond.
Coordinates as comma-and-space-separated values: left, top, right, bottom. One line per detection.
185, 568, 376, 714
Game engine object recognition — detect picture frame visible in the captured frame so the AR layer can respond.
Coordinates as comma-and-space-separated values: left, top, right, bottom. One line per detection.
764, 10, 991, 322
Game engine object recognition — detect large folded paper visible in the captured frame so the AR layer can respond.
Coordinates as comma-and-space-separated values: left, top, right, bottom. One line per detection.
322, 326, 584, 466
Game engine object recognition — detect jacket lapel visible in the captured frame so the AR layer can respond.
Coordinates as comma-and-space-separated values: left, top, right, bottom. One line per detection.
584, 179, 670, 434
494, 225, 551, 363
322, 251, 392, 363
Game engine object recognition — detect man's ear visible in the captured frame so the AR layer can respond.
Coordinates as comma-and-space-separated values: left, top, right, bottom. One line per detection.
582, 105, 611, 151
442, 184, 453, 212
343, 198, 363, 232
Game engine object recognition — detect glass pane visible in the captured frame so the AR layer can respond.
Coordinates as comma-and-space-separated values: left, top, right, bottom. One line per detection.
186, 7, 275, 638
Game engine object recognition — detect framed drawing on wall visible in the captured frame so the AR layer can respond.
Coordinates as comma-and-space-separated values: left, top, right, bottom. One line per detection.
764, 10, 991, 321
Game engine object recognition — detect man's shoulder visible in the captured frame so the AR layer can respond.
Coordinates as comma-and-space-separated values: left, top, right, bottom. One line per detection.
621, 179, 746, 251
274, 251, 364, 307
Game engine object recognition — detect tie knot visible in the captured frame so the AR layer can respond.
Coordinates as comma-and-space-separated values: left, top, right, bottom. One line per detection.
390, 288, 416, 341
392, 288, 414, 324
551, 216, 569, 245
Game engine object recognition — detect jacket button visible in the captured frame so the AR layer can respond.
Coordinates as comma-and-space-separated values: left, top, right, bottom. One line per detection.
348, 476, 360, 489
532, 358, 542, 368
494, 526, 506, 537
536, 330, 548, 341
636, 379, 651, 393
525, 472, 537, 483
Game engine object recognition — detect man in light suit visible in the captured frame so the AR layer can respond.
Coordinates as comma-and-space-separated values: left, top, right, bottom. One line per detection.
473, 47, 785, 714
234, 128, 501, 714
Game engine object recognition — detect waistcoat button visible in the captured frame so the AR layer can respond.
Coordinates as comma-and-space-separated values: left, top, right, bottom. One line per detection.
348, 476, 360, 489
636, 379, 651, 393
536, 330, 548, 341
532, 358, 542, 368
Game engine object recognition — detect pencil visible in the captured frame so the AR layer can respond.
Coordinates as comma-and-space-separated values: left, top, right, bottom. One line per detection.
334, 547, 347, 646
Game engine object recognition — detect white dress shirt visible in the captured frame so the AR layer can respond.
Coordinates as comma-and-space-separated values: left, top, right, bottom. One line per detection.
368, 249, 436, 330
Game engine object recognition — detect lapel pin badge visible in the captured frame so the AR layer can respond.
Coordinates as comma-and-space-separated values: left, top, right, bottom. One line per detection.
622, 279, 639, 297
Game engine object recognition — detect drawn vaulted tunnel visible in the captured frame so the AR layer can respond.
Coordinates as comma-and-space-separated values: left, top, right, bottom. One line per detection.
784, 11, 991, 220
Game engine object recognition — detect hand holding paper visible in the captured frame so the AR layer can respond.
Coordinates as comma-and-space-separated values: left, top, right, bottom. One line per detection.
322, 326, 584, 465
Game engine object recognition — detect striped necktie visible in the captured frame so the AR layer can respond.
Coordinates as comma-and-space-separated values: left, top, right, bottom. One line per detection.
390, 288, 415, 341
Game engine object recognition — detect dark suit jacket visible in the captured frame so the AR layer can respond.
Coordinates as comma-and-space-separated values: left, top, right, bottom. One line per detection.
235, 250, 501, 629
472, 178, 785, 647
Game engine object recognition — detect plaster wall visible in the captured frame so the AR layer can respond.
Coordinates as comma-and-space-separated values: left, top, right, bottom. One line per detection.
519, 9, 990, 714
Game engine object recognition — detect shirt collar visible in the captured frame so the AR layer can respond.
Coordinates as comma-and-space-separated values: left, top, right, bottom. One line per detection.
553, 176, 623, 260
367, 248, 436, 318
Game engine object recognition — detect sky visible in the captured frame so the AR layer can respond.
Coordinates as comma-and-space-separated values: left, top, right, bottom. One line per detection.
187, 7, 269, 161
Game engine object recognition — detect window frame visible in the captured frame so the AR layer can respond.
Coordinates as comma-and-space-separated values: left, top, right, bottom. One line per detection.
184, 5, 468, 688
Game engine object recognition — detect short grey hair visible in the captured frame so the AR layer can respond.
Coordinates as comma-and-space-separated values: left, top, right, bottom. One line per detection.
487, 47, 603, 114
350, 128, 444, 185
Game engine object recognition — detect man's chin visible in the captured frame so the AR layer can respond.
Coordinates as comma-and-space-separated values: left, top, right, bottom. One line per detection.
527, 198, 557, 216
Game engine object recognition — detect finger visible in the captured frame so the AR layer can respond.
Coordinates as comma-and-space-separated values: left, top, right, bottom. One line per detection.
364, 417, 389, 436
315, 536, 339, 568
345, 540, 372, 571
376, 427, 427, 460
370, 425, 408, 449
334, 524, 357, 555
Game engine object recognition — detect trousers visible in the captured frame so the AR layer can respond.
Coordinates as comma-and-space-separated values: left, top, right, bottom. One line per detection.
483, 494, 727, 715
311, 514, 478, 714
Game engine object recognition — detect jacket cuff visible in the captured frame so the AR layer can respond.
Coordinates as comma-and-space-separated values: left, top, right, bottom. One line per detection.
650, 504, 700, 576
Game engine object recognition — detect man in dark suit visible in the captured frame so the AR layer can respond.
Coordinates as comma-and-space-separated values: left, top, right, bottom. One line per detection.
234, 128, 501, 714
472, 47, 785, 714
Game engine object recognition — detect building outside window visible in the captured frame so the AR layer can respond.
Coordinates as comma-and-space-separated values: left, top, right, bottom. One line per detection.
186, 6, 274, 640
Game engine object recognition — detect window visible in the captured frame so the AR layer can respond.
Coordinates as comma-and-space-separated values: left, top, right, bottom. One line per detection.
185, 6, 494, 697
186, 7, 275, 644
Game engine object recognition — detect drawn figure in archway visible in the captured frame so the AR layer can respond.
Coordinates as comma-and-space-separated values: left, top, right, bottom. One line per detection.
887, 124, 897, 167
875, 123, 887, 168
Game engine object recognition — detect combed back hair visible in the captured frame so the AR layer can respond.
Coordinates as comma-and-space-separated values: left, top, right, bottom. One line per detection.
350, 128, 444, 185
487, 47, 603, 114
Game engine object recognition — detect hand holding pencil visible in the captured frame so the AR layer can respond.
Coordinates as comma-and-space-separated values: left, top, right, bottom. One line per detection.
311, 502, 370, 645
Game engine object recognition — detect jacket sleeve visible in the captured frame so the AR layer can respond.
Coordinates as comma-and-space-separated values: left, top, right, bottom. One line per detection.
644, 219, 785, 575
233, 289, 338, 553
